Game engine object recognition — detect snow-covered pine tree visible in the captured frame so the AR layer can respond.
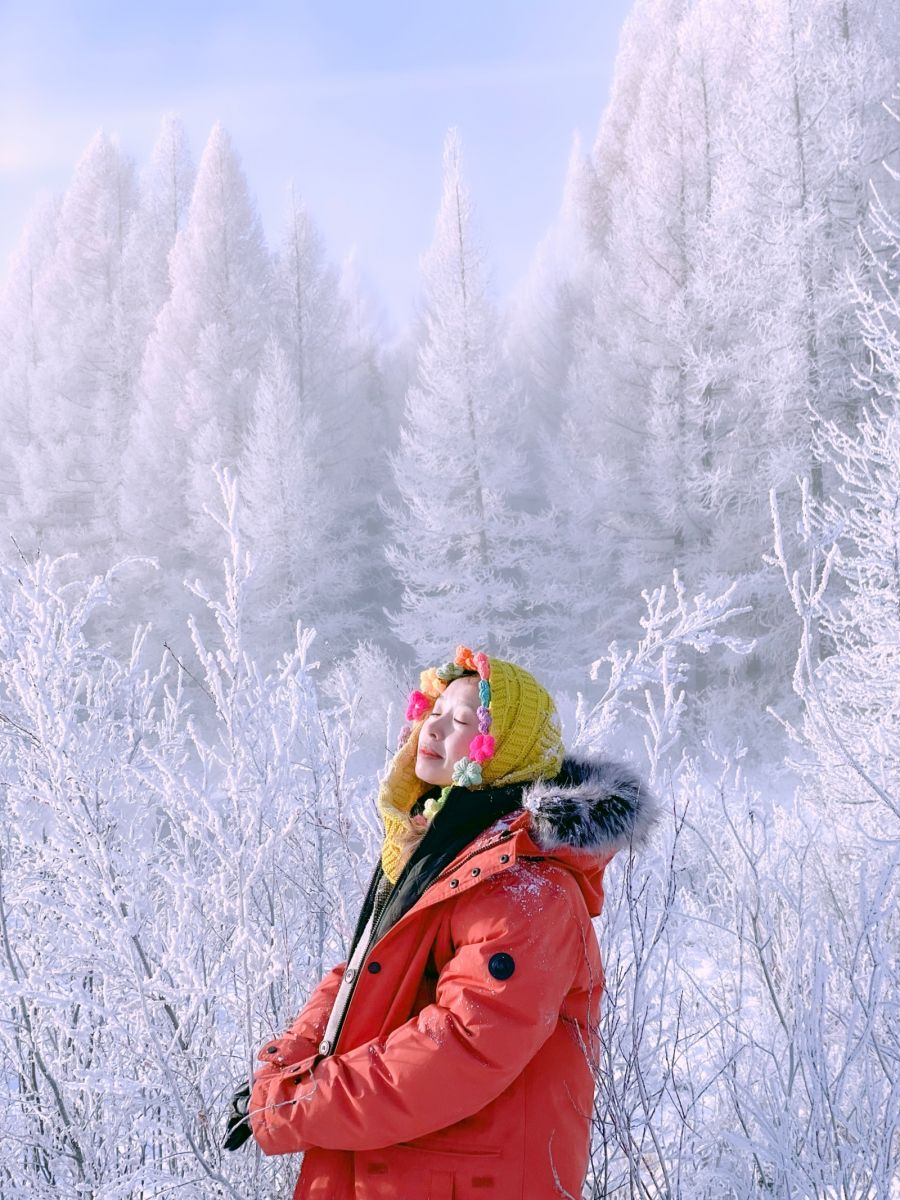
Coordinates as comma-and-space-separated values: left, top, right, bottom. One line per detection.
337, 248, 403, 647
561, 0, 899, 750
506, 133, 596, 511
246, 186, 388, 665
239, 332, 351, 668
119, 122, 271, 653
383, 128, 530, 664
552, 0, 738, 716
11, 132, 137, 573
508, 131, 654, 693
0, 196, 59, 557
117, 113, 195, 442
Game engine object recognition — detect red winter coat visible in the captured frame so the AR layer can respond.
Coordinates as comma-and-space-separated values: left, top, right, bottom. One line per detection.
249, 755, 655, 1200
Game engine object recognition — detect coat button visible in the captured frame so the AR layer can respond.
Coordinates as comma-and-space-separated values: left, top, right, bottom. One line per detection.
266, 1045, 278, 1054
471, 867, 481, 876
318, 1038, 331, 1054
345, 967, 356, 982
499, 854, 510, 863
449, 879, 459, 888
488, 952, 516, 980
367, 961, 382, 973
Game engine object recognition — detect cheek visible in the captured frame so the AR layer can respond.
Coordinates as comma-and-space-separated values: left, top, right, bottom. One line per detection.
451, 725, 477, 756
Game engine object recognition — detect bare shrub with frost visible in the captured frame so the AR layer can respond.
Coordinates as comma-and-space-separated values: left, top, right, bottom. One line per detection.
0, 466, 365, 1198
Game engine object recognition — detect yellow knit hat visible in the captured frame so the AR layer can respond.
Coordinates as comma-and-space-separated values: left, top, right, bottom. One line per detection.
378, 645, 564, 883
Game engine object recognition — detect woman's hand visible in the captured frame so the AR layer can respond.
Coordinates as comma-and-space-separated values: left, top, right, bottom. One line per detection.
222, 1080, 254, 1151
222, 1034, 320, 1151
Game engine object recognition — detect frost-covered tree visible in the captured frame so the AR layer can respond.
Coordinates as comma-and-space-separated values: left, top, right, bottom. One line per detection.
249, 187, 387, 663
239, 333, 351, 665
0, 195, 59, 554
506, 133, 596, 507
120, 122, 271, 649
562, 0, 899, 748
337, 248, 403, 646
10, 132, 137, 571
710, 0, 900, 685
768, 138, 900, 836
117, 113, 195, 422
544, 0, 736, 707
384, 128, 531, 663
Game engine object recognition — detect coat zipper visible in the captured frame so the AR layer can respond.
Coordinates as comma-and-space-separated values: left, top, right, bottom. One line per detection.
323, 874, 395, 1055
325, 830, 523, 1056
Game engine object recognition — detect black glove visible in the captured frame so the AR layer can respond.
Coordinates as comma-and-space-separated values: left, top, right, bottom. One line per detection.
222, 1081, 252, 1151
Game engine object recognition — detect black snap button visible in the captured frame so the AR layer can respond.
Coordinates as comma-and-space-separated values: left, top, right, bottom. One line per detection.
471, 867, 481, 876
367, 961, 382, 973
266, 1045, 278, 1054
488, 952, 515, 981
449, 879, 459, 888
499, 854, 510, 863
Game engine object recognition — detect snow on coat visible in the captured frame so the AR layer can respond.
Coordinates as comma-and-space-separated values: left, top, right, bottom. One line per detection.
249, 752, 657, 1199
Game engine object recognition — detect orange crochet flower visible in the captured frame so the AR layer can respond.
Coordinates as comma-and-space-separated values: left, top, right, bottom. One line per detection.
454, 645, 478, 672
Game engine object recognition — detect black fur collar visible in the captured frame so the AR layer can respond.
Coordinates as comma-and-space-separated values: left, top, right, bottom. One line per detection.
521, 753, 659, 855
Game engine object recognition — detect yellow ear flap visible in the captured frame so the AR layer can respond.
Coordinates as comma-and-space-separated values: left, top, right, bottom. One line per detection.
377, 722, 434, 883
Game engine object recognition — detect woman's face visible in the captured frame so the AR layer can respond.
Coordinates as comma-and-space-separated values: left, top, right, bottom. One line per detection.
414, 674, 481, 787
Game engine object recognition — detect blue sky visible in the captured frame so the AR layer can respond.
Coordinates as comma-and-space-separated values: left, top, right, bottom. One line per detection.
0, 0, 633, 333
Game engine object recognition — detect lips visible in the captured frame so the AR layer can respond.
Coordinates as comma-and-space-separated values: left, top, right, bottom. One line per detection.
418, 747, 442, 760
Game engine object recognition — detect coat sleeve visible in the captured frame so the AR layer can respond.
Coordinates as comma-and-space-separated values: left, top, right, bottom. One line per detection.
249, 862, 594, 1155
255, 961, 347, 1068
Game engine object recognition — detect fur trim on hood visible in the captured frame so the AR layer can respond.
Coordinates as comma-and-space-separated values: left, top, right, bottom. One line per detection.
521, 753, 659, 856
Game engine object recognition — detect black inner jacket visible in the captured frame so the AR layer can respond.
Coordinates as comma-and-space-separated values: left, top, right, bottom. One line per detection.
347, 779, 530, 960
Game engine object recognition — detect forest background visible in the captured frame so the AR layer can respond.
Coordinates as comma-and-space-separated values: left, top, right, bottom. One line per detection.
0, 0, 898, 1196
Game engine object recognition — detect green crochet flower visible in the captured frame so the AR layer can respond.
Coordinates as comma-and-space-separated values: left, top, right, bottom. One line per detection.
451, 757, 483, 787
435, 660, 466, 682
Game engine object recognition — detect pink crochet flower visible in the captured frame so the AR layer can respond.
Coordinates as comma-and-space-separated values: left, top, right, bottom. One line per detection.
405, 690, 432, 721
473, 652, 491, 680
468, 733, 495, 763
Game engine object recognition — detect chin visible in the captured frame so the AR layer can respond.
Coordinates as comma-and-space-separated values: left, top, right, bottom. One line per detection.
414, 756, 451, 787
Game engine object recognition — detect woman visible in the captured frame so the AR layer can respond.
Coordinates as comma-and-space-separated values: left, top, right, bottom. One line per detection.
241, 645, 656, 1199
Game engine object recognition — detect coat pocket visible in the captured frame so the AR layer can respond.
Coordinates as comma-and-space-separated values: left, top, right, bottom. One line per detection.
357, 1145, 503, 1200
429, 1169, 455, 1200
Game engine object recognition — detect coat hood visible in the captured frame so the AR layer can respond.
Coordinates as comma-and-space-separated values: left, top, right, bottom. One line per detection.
520, 752, 659, 857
